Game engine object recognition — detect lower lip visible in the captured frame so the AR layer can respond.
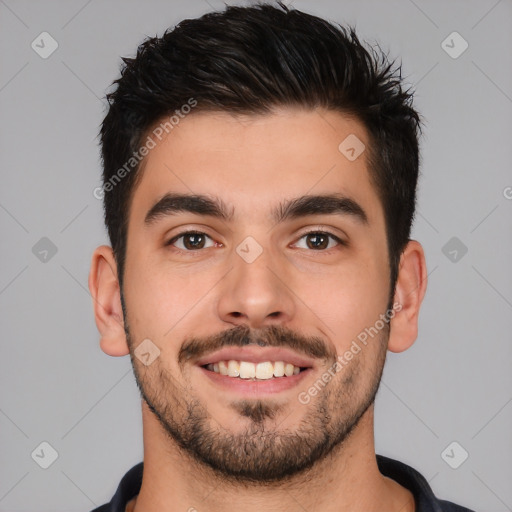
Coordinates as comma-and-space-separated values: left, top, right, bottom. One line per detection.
198, 366, 312, 396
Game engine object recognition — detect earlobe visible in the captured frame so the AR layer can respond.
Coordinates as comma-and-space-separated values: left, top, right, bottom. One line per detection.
88, 245, 130, 357
387, 240, 428, 353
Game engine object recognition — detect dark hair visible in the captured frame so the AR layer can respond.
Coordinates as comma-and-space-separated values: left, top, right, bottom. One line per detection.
100, 1, 422, 302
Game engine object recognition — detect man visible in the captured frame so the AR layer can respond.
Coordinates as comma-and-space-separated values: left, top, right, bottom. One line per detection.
88, 2, 475, 511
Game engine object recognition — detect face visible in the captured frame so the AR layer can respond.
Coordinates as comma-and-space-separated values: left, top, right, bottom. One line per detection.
121, 108, 392, 483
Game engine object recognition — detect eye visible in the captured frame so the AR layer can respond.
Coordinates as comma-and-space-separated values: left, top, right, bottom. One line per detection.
293, 231, 344, 251
166, 231, 217, 251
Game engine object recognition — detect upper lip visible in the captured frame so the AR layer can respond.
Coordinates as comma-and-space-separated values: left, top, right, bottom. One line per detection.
195, 346, 317, 368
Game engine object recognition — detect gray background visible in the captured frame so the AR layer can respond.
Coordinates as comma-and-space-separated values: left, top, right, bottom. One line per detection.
1, 0, 511, 510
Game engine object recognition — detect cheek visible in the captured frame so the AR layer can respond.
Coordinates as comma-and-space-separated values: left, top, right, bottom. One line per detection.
122, 252, 222, 344
122, 249, 173, 339
291, 257, 389, 348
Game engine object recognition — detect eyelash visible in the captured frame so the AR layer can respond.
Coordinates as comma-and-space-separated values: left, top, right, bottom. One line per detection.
165, 229, 346, 253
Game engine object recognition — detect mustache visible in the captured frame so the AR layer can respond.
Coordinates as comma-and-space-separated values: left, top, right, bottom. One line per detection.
178, 324, 335, 367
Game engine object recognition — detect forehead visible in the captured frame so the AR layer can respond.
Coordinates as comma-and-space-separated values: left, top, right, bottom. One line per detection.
129, 108, 384, 229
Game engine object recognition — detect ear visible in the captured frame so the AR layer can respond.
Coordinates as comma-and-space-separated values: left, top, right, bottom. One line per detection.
387, 240, 428, 353
88, 245, 130, 357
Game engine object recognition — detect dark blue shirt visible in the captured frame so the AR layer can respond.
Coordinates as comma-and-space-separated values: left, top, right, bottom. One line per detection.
90, 454, 475, 511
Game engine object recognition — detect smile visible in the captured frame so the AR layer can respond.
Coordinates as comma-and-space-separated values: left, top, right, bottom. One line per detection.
203, 360, 307, 380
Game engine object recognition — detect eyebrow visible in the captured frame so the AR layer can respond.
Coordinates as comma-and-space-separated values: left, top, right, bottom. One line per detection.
144, 192, 368, 226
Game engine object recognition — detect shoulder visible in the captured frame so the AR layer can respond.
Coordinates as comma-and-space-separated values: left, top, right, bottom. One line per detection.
376, 454, 476, 512
89, 505, 111, 512
88, 462, 143, 512
438, 499, 476, 512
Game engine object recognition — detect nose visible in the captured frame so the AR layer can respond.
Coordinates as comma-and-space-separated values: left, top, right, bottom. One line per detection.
216, 243, 296, 329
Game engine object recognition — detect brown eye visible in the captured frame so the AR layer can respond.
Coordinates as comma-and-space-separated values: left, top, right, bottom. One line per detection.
305, 233, 330, 250
183, 233, 206, 249
167, 231, 215, 251
294, 231, 343, 251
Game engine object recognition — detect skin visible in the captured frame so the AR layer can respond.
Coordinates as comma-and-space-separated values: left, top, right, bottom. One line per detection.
89, 108, 427, 512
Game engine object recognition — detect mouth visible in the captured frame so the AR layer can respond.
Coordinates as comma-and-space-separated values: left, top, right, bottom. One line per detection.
195, 346, 315, 395
201, 360, 308, 380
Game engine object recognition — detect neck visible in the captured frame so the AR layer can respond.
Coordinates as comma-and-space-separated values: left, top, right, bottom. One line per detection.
130, 402, 415, 512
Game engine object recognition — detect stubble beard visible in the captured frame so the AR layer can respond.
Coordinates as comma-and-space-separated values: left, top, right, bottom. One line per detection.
126, 323, 388, 484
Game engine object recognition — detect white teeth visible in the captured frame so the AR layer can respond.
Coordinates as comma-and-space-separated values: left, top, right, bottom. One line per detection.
273, 361, 285, 377
284, 363, 295, 377
255, 362, 274, 380
239, 361, 256, 379
227, 360, 240, 377
218, 360, 229, 375
206, 360, 304, 379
